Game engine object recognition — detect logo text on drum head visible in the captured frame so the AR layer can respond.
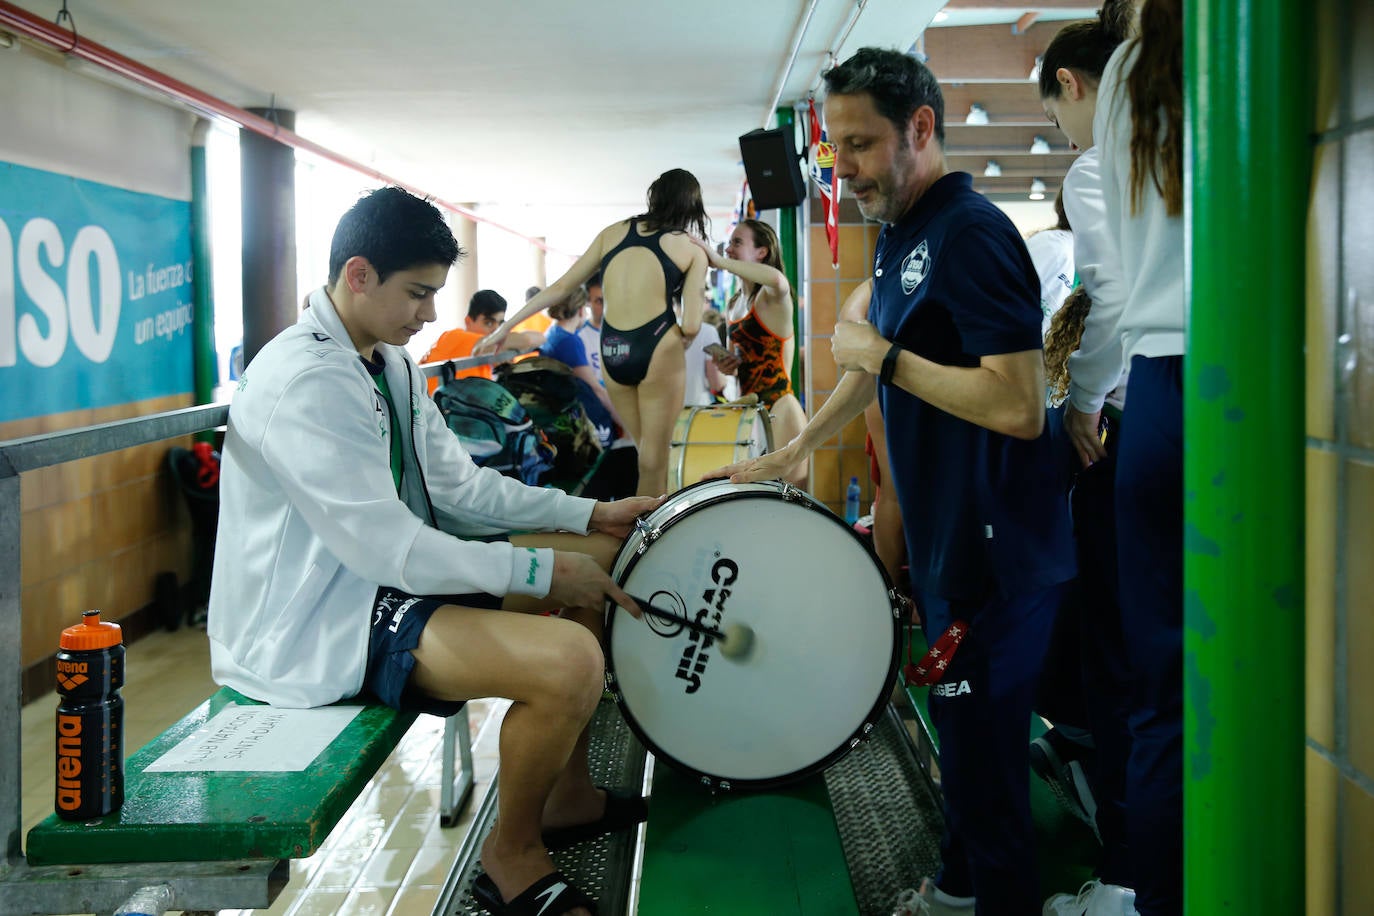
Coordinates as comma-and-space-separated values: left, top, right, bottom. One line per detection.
675, 557, 738, 694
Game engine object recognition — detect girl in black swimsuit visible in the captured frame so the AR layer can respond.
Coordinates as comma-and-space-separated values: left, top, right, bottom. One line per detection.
477, 169, 710, 496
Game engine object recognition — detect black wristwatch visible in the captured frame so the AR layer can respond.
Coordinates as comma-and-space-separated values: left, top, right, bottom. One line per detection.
879, 342, 903, 385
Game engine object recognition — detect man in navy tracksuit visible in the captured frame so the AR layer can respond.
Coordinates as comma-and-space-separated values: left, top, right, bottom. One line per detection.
722, 48, 1074, 914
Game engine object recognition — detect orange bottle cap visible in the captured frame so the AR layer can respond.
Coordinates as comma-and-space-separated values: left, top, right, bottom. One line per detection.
59, 610, 123, 650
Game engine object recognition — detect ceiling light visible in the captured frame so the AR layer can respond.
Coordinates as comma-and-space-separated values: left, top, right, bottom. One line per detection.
965, 103, 989, 125
1029, 135, 1051, 154
1029, 178, 1047, 201
983, 160, 1002, 177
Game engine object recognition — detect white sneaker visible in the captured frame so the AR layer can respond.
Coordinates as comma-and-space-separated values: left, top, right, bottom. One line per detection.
892, 878, 976, 915
1042, 879, 1139, 916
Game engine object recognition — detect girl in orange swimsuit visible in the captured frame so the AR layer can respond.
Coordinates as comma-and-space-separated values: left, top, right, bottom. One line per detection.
478, 169, 709, 496
692, 219, 809, 487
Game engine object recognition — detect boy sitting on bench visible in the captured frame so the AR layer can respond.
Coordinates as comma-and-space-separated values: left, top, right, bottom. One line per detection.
208, 187, 657, 916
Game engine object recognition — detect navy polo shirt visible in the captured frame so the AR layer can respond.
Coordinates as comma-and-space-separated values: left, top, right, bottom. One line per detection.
870, 172, 1074, 601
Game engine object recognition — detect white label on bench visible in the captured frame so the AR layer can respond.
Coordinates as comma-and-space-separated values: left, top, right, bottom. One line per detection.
144, 704, 364, 772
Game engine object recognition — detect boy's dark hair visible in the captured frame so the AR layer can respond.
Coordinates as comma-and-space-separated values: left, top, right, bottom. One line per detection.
525, 285, 543, 302
585, 271, 602, 290
327, 187, 462, 285
823, 47, 945, 144
468, 289, 508, 320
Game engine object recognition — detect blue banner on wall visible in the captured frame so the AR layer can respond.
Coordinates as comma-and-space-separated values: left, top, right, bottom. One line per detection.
0, 160, 195, 424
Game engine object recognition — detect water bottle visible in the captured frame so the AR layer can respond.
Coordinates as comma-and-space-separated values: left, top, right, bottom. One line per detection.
844, 476, 862, 527
113, 884, 175, 915
54, 609, 125, 821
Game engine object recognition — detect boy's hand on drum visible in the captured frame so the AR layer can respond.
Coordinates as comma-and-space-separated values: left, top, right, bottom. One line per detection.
549, 550, 641, 616
589, 496, 665, 539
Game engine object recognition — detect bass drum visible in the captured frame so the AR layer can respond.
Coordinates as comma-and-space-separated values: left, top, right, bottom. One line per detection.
666, 404, 772, 491
605, 478, 901, 790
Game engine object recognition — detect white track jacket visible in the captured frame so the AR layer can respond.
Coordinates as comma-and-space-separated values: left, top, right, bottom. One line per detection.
1065, 42, 1186, 414
209, 288, 595, 707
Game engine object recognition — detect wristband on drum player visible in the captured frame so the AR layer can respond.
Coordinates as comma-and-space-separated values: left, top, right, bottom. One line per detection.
903, 618, 971, 686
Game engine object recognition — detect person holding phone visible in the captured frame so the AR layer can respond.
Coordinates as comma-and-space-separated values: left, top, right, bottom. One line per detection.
692, 219, 808, 486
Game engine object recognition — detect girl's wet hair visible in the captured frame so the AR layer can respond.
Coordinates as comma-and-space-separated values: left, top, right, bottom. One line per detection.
641, 169, 710, 239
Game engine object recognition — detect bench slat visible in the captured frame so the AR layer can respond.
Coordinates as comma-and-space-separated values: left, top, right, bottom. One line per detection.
26, 687, 417, 865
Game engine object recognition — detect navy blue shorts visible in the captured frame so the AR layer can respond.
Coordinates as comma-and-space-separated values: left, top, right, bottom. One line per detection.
365, 586, 503, 716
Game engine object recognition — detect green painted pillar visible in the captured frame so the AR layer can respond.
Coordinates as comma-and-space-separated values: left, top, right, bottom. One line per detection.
190, 120, 217, 425
775, 106, 802, 395
1185, 0, 1310, 911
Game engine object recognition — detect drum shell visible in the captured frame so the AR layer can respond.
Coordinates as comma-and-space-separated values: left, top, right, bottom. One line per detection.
666, 405, 772, 491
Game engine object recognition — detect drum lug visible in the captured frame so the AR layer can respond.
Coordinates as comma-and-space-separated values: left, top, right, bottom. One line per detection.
633, 517, 661, 554
718, 780, 732, 792
780, 481, 804, 501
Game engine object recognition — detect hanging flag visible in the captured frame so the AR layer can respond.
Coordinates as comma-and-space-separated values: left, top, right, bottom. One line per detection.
808, 98, 840, 270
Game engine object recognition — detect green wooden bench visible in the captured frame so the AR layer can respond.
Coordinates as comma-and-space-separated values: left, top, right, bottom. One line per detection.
26, 686, 473, 866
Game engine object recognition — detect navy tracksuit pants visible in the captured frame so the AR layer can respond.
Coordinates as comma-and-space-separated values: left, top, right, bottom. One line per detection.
1115, 355, 1184, 916
918, 583, 1063, 915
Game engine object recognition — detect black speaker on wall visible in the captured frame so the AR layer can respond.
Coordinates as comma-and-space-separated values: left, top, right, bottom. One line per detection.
738, 127, 807, 210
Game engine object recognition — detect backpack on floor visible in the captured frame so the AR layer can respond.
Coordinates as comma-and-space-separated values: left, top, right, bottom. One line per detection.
495, 358, 604, 483
433, 376, 555, 485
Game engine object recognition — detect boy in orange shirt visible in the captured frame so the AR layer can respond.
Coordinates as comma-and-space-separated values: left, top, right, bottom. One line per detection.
422, 290, 544, 392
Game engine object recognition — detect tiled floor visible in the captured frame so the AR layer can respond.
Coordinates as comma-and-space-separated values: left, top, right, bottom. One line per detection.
19, 626, 508, 915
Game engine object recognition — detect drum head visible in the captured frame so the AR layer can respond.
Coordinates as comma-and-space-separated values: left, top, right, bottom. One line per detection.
606, 480, 899, 789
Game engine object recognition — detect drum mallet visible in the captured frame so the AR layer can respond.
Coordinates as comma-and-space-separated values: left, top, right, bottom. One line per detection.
628, 596, 756, 660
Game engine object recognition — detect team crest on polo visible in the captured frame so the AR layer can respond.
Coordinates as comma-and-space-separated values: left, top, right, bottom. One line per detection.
901, 240, 931, 293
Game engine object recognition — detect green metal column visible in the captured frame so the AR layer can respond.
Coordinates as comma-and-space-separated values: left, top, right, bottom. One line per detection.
775, 106, 802, 395
190, 120, 216, 424
1185, 0, 1310, 911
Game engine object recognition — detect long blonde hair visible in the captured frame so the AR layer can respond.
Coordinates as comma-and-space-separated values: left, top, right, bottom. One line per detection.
1044, 287, 1093, 405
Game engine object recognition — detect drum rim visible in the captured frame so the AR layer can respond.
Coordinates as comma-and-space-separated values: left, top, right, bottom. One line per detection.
604, 479, 903, 791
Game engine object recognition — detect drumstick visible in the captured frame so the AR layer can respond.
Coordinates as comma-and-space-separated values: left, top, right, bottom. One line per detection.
627, 596, 756, 660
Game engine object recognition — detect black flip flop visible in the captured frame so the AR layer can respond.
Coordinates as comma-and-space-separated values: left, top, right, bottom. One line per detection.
472, 870, 598, 916
541, 787, 649, 850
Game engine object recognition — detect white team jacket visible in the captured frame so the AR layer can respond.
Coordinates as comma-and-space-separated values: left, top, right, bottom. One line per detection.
208, 288, 595, 707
